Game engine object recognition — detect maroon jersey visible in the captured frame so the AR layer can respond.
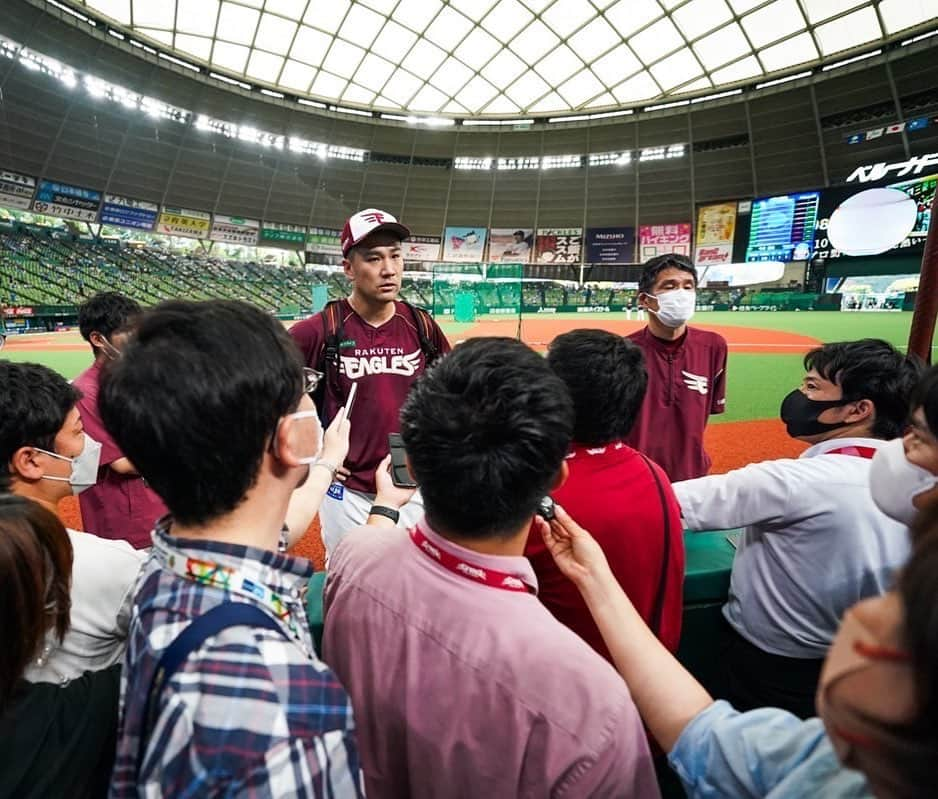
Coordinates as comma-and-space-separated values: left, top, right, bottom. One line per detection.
625, 326, 727, 482
290, 300, 450, 494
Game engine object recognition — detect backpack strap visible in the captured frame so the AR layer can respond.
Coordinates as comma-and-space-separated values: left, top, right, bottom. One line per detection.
638, 454, 672, 638
315, 300, 346, 419
137, 602, 289, 777
402, 301, 440, 366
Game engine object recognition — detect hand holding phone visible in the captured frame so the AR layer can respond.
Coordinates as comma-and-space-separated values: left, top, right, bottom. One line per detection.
388, 433, 418, 488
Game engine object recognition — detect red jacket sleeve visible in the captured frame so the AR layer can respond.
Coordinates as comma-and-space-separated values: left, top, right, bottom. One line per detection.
711, 335, 728, 415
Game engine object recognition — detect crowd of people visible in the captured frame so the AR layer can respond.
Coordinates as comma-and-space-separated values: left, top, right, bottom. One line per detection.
1, 206, 936, 798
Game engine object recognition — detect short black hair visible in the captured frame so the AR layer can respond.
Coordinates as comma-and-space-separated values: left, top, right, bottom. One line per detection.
99, 300, 304, 526
911, 365, 938, 437
638, 253, 698, 295
78, 292, 141, 353
804, 339, 923, 439
400, 337, 574, 539
548, 330, 647, 445
0, 361, 80, 493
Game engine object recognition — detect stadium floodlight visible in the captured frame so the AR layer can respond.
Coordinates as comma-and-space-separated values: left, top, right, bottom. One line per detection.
541, 154, 582, 169
588, 151, 631, 167
327, 145, 368, 162
454, 157, 493, 170
288, 137, 328, 158
498, 156, 540, 170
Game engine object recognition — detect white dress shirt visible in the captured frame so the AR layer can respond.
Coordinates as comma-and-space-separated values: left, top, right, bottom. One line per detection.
674, 437, 909, 659
26, 528, 145, 683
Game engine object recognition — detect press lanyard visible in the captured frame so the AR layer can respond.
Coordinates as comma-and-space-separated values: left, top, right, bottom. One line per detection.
152, 534, 308, 648
409, 526, 536, 595
827, 445, 877, 459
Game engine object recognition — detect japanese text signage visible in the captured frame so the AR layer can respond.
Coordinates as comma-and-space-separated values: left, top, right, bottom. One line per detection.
403, 235, 442, 261
32, 179, 101, 222
306, 227, 343, 256
535, 228, 583, 263
639, 223, 692, 259
694, 203, 738, 266
99, 194, 158, 231
0, 170, 36, 210
210, 215, 259, 246
259, 222, 306, 247
846, 152, 938, 184
156, 207, 211, 238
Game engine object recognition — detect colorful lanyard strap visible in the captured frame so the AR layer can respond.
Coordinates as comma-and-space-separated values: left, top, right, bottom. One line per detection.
827, 445, 877, 459
409, 526, 536, 595
152, 535, 306, 645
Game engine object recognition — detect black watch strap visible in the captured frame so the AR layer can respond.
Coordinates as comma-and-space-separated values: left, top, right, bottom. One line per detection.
369, 505, 400, 524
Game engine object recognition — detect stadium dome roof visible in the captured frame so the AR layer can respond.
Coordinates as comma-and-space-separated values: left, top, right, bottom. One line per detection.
64, 0, 938, 118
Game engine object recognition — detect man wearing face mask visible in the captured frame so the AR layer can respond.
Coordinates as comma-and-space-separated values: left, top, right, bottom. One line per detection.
74, 292, 166, 548
626, 254, 728, 482
0, 360, 146, 684
673, 339, 920, 719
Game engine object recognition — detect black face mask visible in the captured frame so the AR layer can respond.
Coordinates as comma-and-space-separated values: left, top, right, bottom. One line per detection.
780, 389, 852, 438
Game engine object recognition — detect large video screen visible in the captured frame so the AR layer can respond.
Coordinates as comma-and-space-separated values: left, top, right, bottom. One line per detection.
813, 173, 935, 260
745, 191, 820, 262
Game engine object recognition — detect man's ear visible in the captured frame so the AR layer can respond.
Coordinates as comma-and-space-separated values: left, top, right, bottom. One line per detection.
342, 257, 354, 280
551, 460, 569, 491
638, 292, 656, 311
845, 398, 875, 425
272, 416, 303, 468
9, 446, 44, 482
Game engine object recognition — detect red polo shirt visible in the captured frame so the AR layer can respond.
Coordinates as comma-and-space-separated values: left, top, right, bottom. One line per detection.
525, 442, 685, 660
625, 326, 727, 482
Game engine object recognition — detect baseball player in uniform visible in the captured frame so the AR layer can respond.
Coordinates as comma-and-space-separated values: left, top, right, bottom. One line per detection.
291, 209, 450, 553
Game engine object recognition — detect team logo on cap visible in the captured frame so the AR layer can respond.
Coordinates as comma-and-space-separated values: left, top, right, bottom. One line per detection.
361, 211, 386, 225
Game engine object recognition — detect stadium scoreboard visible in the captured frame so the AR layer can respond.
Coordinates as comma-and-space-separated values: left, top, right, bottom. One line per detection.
745, 191, 820, 262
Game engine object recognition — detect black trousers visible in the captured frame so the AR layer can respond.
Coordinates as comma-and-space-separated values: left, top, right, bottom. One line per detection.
718, 619, 825, 720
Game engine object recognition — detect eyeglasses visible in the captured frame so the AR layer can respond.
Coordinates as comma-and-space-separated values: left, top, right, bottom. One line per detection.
303, 368, 324, 395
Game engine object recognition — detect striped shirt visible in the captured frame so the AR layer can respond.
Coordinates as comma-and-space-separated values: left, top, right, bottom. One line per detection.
109, 523, 361, 798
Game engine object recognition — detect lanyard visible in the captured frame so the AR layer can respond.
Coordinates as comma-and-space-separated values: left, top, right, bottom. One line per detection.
152, 535, 308, 648
409, 526, 536, 595
827, 445, 877, 459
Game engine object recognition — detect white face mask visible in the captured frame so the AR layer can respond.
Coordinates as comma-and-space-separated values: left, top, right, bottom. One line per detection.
649, 288, 696, 328
36, 434, 102, 495
868, 437, 938, 526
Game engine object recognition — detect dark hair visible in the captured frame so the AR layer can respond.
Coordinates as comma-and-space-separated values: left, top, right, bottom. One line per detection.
513, 230, 525, 237
547, 330, 647, 445
0, 494, 72, 712
803, 339, 923, 439
910, 365, 938, 437
78, 292, 141, 354
0, 361, 80, 493
638, 253, 698, 295
99, 300, 304, 526
400, 337, 574, 539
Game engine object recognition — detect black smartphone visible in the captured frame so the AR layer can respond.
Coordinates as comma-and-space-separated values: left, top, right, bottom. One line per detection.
388, 433, 417, 488
536, 496, 555, 521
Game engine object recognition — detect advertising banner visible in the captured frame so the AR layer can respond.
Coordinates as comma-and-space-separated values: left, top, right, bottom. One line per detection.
585, 227, 635, 264
403, 235, 441, 261
0, 170, 36, 210
99, 194, 158, 231
694, 203, 737, 266
32, 179, 101, 222
259, 222, 306, 247
306, 227, 343, 256
535, 227, 583, 263
156, 207, 211, 238
639, 223, 692, 259
442, 227, 487, 262
488, 228, 534, 262
209, 215, 259, 246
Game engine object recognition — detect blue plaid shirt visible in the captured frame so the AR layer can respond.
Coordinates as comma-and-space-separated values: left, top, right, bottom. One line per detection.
110, 524, 361, 798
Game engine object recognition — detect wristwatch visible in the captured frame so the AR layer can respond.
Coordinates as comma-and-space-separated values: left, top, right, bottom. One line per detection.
368, 505, 400, 524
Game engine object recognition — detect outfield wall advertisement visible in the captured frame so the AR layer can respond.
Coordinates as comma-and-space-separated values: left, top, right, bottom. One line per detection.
694, 203, 737, 266
32, 179, 101, 222
99, 195, 158, 231
0, 170, 35, 210
210, 215, 259, 246
536, 228, 583, 263
306, 227, 342, 256
259, 222, 306, 247
640, 223, 692, 259
404, 235, 441, 261
585, 227, 635, 264
442, 227, 487, 262
488, 228, 534, 262
156, 207, 211, 238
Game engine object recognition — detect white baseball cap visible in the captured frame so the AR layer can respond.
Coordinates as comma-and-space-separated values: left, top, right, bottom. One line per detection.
340, 208, 410, 256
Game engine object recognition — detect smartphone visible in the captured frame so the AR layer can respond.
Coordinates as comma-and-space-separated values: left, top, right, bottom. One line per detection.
344, 382, 358, 419
536, 496, 555, 521
388, 433, 417, 488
